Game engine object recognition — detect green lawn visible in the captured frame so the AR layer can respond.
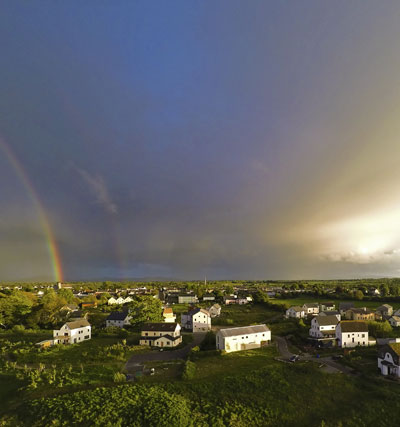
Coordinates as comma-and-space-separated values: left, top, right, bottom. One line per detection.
212, 303, 281, 327
271, 296, 400, 311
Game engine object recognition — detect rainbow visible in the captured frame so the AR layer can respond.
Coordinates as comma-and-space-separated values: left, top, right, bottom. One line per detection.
0, 137, 64, 282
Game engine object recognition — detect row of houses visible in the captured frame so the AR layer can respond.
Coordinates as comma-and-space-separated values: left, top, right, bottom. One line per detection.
286, 302, 398, 323
309, 315, 372, 348
105, 304, 221, 329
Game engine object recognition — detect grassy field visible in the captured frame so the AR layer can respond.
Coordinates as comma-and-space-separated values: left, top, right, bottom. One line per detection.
271, 296, 400, 311
8, 342, 400, 426
212, 303, 281, 327
0, 330, 149, 417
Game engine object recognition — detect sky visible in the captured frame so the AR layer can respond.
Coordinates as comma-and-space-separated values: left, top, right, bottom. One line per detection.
2, 1, 400, 281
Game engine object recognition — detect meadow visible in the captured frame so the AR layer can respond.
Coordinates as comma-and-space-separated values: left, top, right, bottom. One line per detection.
5, 344, 400, 427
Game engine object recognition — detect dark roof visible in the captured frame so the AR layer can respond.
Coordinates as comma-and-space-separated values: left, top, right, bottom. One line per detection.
339, 321, 368, 333
186, 308, 210, 316
320, 310, 340, 316
339, 302, 354, 310
141, 334, 181, 342
314, 315, 339, 326
141, 322, 178, 332
106, 311, 130, 321
303, 303, 319, 308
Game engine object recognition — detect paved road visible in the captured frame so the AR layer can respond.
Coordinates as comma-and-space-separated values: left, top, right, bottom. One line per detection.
125, 333, 206, 372
274, 335, 354, 375
274, 335, 295, 360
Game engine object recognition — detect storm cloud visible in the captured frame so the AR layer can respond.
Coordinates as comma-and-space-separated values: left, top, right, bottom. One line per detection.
2, 1, 400, 280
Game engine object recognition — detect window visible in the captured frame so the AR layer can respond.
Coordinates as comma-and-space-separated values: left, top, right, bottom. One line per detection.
362, 334, 365, 338
84, 335, 89, 339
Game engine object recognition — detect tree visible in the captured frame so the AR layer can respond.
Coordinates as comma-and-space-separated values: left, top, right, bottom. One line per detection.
129, 296, 163, 327
0, 291, 34, 326
354, 290, 364, 300
58, 289, 75, 303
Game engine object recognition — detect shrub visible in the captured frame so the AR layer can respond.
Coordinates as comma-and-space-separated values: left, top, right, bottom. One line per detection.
181, 360, 196, 380
113, 372, 126, 383
11, 325, 25, 333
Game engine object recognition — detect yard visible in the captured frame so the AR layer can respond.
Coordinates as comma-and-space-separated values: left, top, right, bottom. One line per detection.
212, 303, 281, 327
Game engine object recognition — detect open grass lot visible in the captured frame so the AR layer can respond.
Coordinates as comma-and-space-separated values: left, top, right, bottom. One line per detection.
0, 330, 150, 418
6, 342, 400, 427
212, 303, 281, 327
271, 296, 400, 311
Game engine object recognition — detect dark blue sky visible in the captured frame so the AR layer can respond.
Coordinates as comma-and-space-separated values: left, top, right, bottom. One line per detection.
2, 1, 400, 281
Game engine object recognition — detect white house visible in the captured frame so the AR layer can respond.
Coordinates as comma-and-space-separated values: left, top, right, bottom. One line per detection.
309, 315, 339, 342
389, 315, 400, 327
203, 294, 216, 301
208, 304, 221, 318
216, 324, 271, 353
105, 311, 132, 328
139, 323, 182, 348
162, 307, 176, 323
335, 321, 369, 348
285, 306, 305, 319
302, 303, 319, 315
53, 319, 91, 345
378, 343, 400, 377
181, 308, 211, 332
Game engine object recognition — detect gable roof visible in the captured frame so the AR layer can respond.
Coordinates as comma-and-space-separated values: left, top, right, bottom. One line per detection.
303, 303, 319, 308
320, 310, 340, 316
288, 306, 304, 312
315, 315, 339, 326
390, 316, 400, 322
163, 307, 173, 314
187, 308, 210, 317
210, 303, 221, 309
339, 302, 354, 310
378, 343, 400, 365
218, 324, 270, 338
106, 311, 130, 321
65, 319, 90, 329
339, 321, 368, 333
141, 322, 179, 332
377, 304, 392, 312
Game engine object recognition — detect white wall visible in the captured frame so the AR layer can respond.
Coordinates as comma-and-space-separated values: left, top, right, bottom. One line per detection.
216, 330, 271, 353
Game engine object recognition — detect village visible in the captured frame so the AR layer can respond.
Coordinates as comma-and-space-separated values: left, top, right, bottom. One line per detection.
2, 280, 400, 424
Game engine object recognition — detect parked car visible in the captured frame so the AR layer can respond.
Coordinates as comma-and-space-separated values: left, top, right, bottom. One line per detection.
332, 355, 343, 360
289, 355, 300, 362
